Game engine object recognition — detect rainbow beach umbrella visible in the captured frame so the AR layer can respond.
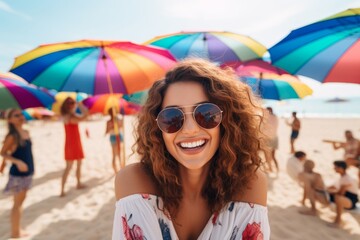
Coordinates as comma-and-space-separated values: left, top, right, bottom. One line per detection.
145, 31, 267, 64
241, 76, 313, 100
0, 75, 55, 110
82, 94, 141, 115
10, 40, 177, 95
269, 8, 360, 84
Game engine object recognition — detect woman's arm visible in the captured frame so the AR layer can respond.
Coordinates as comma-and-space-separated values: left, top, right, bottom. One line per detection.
0, 135, 28, 172
69, 102, 89, 124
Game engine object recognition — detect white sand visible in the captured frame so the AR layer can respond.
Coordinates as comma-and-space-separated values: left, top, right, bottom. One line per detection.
0, 117, 359, 239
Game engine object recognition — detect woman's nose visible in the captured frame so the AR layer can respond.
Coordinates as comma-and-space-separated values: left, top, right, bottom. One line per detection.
181, 112, 200, 134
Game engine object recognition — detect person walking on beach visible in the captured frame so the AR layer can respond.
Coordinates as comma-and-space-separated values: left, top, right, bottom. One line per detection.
286, 111, 301, 153
105, 108, 124, 174
1, 109, 34, 238
112, 59, 269, 239
60, 97, 89, 197
262, 107, 279, 172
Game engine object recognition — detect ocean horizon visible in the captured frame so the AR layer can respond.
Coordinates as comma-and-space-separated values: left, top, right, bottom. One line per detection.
263, 97, 360, 118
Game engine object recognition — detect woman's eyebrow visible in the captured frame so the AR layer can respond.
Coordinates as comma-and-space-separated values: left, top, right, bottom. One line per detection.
164, 101, 209, 109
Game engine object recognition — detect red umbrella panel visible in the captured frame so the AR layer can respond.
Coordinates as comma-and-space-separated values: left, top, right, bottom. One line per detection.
82, 94, 142, 115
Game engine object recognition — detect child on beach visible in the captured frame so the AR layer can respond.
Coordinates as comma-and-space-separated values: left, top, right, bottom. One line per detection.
112, 59, 269, 239
60, 97, 89, 197
105, 108, 124, 173
1, 109, 34, 238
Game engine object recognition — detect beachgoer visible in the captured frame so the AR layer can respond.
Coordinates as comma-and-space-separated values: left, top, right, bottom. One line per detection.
298, 160, 329, 214
60, 97, 89, 197
324, 130, 360, 186
105, 108, 124, 173
262, 107, 279, 172
286, 112, 301, 153
299, 160, 358, 227
286, 151, 306, 183
1, 109, 34, 238
112, 59, 269, 239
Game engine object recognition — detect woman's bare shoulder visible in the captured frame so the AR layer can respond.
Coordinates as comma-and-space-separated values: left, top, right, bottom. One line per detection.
233, 169, 268, 206
115, 162, 159, 200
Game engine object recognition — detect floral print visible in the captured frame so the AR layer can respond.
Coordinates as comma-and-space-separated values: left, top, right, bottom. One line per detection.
112, 194, 269, 240
242, 222, 264, 240
122, 214, 146, 240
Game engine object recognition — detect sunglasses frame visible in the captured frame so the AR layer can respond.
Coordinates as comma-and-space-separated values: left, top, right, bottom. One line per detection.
156, 102, 223, 134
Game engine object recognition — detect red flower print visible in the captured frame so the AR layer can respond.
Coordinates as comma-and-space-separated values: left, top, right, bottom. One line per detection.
122, 214, 145, 240
212, 212, 219, 225
242, 222, 263, 240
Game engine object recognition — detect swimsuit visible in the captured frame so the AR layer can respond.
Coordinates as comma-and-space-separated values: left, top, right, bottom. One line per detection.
291, 130, 299, 139
64, 123, 84, 160
110, 133, 124, 145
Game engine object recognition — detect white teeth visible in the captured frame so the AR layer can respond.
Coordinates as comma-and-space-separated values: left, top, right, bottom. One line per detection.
180, 140, 205, 149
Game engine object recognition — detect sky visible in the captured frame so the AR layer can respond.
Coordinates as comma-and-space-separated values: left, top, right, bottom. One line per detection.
1, 0, 360, 98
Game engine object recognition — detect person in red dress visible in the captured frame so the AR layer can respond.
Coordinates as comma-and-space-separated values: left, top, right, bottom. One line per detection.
60, 97, 89, 197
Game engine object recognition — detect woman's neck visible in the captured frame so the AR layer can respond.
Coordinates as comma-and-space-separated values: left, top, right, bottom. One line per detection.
179, 165, 209, 200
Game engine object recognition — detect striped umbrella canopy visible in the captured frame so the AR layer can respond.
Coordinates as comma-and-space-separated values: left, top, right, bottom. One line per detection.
23, 107, 55, 120
0, 71, 27, 83
10, 40, 177, 95
241, 76, 313, 100
123, 89, 149, 105
144, 31, 267, 64
222, 59, 300, 81
0, 76, 55, 110
82, 94, 141, 115
269, 8, 360, 84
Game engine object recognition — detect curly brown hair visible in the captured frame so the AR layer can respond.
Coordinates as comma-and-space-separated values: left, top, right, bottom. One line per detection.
135, 58, 265, 216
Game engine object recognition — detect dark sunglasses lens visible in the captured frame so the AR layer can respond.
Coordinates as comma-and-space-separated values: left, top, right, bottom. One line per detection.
194, 104, 222, 129
157, 108, 184, 133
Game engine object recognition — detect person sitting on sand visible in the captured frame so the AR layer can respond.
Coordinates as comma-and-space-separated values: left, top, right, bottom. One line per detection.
299, 160, 359, 227
298, 160, 329, 215
286, 151, 306, 184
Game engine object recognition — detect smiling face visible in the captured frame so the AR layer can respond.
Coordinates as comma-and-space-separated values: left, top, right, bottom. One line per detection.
8, 109, 25, 126
161, 81, 221, 170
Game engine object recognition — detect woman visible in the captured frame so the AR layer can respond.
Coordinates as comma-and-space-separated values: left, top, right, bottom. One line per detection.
112, 59, 269, 239
105, 107, 124, 173
60, 97, 88, 197
1, 109, 34, 238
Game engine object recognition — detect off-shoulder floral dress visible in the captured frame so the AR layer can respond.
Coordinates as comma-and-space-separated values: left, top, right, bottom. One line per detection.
112, 194, 270, 240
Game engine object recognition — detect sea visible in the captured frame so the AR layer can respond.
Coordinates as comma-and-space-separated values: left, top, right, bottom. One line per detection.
263, 97, 360, 118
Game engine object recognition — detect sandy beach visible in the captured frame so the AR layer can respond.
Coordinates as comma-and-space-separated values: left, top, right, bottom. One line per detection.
0, 116, 359, 239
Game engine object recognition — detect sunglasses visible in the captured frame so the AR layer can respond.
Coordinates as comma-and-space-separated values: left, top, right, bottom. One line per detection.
156, 103, 223, 134
12, 113, 23, 118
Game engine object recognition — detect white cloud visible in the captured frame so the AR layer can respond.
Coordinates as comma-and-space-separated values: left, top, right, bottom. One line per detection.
0, 0, 31, 20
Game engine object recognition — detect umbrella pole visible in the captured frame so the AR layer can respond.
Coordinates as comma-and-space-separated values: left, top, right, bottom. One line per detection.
102, 47, 125, 170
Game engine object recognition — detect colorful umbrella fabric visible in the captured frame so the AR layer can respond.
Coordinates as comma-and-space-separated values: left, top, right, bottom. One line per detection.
241, 76, 313, 100
51, 91, 88, 114
23, 107, 55, 120
82, 94, 141, 115
145, 31, 267, 64
0, 76, 55, 110
222, 60, 299, 81
0, 72, 27, 83
10, 40, 177, 95
269, 8, 360, 84
123, 89, 149, 105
